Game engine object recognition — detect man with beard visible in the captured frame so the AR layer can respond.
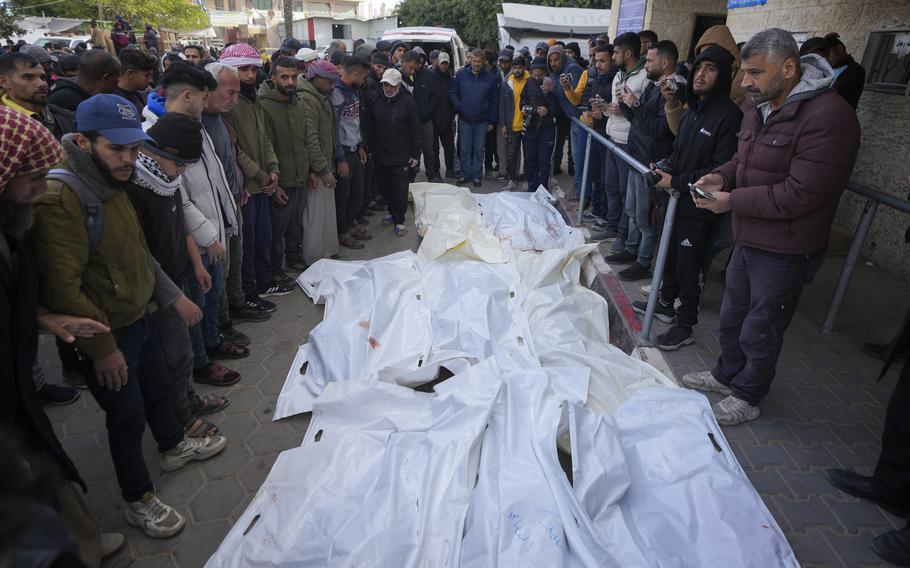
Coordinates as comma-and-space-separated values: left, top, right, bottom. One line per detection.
298, 60, 342, 261
0, 107, 127, 566
824, 32, 865, 110
30, 95, 227, 538
257, 58, 312, 277
220, 43, 291, 308
450, 49, 498, 187
605, 40, 679, 282
0, 52, 74, 139
363, 68, 421, 237
681, 28, 860, 426
497, 55, 529, 191
430, 52, 456, 181
48, 49, 120, 112
330, 55, 371, 249
399, 50, 438, 184
520, 57, 557, 191
630, 45, 741, 353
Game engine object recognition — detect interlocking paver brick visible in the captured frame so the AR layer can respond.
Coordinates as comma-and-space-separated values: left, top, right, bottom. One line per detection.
824, 531, 889, 568
788, 528, 846, 567
191, 478, 245, 521
238, 451, 281, 493
245, 421, 302, 455
174, 520, 232, 567
200, 443, 252, 480
740, 441, 798, 470
774, 495, 843, 533
823, 496, 889, 534
129, 554, 178, 568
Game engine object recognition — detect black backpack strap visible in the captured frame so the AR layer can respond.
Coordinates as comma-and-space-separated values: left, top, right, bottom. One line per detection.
46, 168, 104, 254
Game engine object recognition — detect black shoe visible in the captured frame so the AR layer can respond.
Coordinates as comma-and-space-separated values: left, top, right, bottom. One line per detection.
862, 342, 907, 362
604, 250, 636, 264
231, 303, 272, 321
61, 367, 88, 389
219, 324, 250, 347
656, 325, 694, 351
618, 262, 651, 281
455, 177, 468, 185
38, 383, 80, 405
250, 296, 276, 312
631, 299, 675, 324
473, 179, 482, 187
871, 525, 910, 566
825, 469, 910, 518
273, 270, 294, 286
286, 258, 308, 272
258, 281, 295, 297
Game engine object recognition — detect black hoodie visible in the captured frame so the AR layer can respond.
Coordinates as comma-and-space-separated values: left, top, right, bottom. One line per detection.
668, 45, 743, 219
363, 87, 422, 166
47, 77, 91, 112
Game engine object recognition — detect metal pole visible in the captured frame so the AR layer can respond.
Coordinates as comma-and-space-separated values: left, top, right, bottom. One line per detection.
575, 132, 592, 227
640, 192, 679, 344
821, 198, 879, 333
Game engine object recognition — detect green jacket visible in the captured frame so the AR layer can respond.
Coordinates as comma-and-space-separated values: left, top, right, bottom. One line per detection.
257, 80, 311, 188
297, 78, 336, 175
31, 136, 160, 360
225, 91, 279, 194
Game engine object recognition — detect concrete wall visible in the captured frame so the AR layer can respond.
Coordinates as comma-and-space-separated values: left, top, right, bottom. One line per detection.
725, 0, 910, 281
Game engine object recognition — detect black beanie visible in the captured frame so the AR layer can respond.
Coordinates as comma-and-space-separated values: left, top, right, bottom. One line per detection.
530, 56, 548, 71
146, 113, 203, 164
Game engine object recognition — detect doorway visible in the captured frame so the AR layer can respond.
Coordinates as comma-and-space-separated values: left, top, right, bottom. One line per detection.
688, 14, 728, 59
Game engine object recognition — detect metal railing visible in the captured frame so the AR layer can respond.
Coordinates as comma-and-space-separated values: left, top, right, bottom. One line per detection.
569, 116, 910, 339
570, 117, 677, 344
822, 182, 910, 333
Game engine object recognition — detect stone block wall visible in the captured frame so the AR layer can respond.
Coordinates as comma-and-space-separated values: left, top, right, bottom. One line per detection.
644, 0, 728, 57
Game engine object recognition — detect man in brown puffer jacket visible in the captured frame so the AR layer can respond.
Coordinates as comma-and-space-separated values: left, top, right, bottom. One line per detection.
678, 28, 860, 427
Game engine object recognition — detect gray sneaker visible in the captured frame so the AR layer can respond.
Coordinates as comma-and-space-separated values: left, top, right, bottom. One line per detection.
680, 370, 732, 395
588, 227, 618, 242
124, 492, 185, 538
501, 180, 516, 192
160, 435, 227, 472
712, 395, 761, 426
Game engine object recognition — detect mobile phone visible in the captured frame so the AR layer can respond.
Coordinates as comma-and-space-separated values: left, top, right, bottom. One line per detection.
560, 73, 571, 83
688, 183, 716, 200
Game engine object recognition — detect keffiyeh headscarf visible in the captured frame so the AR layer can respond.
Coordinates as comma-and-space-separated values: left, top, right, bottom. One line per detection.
0, 107, 63, 190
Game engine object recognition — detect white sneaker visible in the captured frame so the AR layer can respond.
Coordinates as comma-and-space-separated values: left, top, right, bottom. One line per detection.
680, 370, 733, 395
712, 395, 760, 426
124, 492, 185, 538
501, 180, 516, 192
160, 435, 227, 472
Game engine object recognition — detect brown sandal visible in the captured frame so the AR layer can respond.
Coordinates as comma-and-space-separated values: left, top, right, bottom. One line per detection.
194, 394, 231, 416
340, 234, 365, 250
193, 362, 242, 386
206, 340, 250, 360
184, 417, 221, 438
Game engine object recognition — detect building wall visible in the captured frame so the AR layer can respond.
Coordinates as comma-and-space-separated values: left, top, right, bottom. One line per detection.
725, 0, 910, 280
644, 0, 728, 58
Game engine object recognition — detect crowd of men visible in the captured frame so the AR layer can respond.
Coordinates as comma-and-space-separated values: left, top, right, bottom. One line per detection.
1, 20, 908, 568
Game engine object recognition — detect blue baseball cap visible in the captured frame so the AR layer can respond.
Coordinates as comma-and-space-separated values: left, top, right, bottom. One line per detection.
75, 94, 153, 145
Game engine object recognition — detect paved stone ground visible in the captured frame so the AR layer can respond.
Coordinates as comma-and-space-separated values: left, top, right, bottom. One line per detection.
39, 171, 909, 567
604, 227, 910, 568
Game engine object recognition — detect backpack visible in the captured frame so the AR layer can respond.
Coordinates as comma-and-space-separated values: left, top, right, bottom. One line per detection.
46, 169, 103, 254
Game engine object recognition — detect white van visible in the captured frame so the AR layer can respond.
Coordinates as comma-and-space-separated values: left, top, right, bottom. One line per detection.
381, 27, 468, 69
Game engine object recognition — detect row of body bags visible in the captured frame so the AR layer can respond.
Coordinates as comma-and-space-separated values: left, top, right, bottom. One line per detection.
207, 185, 798, 567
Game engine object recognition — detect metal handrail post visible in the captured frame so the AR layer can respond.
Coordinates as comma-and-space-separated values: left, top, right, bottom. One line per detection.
575, 132, 593, 227
640, 191, 679, 344
821, 197, 879, 333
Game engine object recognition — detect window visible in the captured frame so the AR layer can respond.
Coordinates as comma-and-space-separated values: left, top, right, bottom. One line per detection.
215, 0, 224, 9
251, 0, 271, 9
861, 31, 910, 95
332, 24, 351, 40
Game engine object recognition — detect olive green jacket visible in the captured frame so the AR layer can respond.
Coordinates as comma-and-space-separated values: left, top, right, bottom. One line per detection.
257, 81, 311, 188
225, 91, 279, 194
31, 135, 180, 360
296, 77, 336, 175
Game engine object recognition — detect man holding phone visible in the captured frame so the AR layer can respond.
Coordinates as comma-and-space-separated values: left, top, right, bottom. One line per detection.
629, 45, 742, 352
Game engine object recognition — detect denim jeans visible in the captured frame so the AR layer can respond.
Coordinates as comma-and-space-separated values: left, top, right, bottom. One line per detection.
458, 119, 487, 181
186, 254, 225, 369
603, 141, 631, 239
712, 245, 823, 405
150, 298, 196, 427
523, 127, 555, 191
81, 315, 183, 502
241, 192, 272, 298
570, 121, 591, 195
623, 173, 656, 267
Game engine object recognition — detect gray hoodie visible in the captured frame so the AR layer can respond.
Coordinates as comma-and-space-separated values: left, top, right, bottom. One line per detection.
759, 54, 834, 122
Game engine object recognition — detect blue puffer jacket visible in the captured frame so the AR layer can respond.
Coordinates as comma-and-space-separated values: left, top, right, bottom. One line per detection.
449, 67, 499, 125
548, 54, 583, 119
